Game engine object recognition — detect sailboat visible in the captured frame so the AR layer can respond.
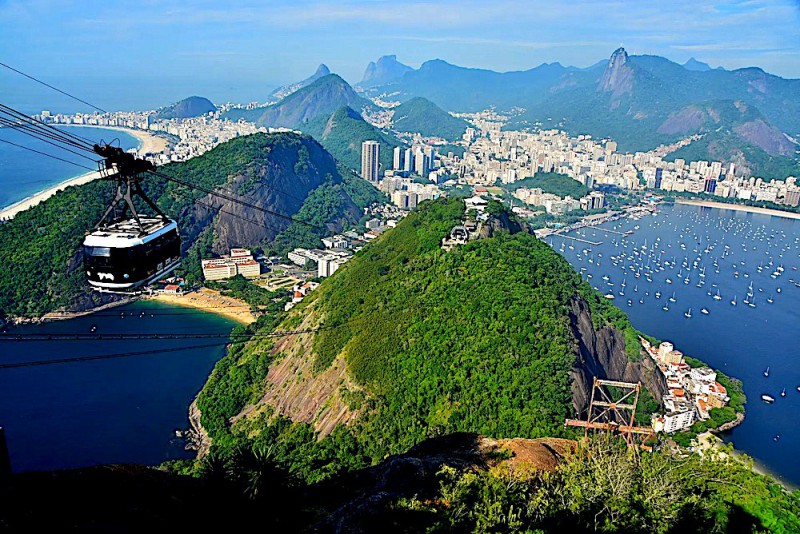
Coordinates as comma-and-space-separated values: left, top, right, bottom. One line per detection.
713, 289, 722, 301
731, 295, 737, 306
669, 292, 676, 303
764, 366, 770, 378
684, 308, 692, 318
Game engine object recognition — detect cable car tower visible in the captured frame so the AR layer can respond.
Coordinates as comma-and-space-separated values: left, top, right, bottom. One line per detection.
82, 145, 181, 292
564, 378, 656, 450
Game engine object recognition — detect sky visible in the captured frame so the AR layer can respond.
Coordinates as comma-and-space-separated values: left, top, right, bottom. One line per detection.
1, 0, 799, 111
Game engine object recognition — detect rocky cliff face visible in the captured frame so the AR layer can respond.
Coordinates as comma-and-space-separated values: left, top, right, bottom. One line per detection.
568, 296, 666, 414
597, 47, 635, 104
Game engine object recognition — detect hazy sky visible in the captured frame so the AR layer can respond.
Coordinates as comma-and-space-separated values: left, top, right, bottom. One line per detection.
2, 0, 799, 109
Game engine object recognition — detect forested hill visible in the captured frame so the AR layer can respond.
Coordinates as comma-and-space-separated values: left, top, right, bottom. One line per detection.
223, 74, 373, 129
0, 132, 383, 318
303, 105, 402, 172
196, 198, 650, 467
188, 197, 798, 531
391, 96, 470, 140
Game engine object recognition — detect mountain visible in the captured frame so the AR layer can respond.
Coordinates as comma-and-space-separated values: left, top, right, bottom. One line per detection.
223, 74, 374, 130
195, 198, 664, 463
683, 57, 713, 72
358, 54, 413, 88
269, 63, 330, 101
303, 105, 402, 172
362, 49, 800, 177
0, 132, 383, 317
153, 96, 216, 119
391, 96, 470, 140
363, 58, 576, 111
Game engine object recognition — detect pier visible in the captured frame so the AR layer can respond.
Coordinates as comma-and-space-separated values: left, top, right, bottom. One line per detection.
594, 227, 634, 236
558, 234, 602, 246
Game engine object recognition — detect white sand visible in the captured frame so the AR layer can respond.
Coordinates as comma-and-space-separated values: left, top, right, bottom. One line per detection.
0, 126, 168, 220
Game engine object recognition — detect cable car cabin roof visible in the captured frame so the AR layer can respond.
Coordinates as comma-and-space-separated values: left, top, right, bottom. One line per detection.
84, 218, 178, 248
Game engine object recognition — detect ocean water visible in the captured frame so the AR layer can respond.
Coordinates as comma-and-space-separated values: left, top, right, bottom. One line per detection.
0, 125, 139, 210
555, 203, 800, 486
0, 301, 236, 472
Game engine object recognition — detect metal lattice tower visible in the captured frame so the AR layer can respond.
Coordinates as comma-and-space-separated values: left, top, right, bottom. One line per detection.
565, 378, 655, 449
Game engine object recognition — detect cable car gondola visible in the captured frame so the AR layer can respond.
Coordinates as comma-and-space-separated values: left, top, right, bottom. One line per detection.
83, 144, 181, 291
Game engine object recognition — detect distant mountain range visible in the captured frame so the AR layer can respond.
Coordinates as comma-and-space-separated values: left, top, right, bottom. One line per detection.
357, 49, 800, 178
154, 96, 216, 119
223, 74, 374, 130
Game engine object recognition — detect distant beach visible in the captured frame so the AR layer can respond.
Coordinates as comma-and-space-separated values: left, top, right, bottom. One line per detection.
0, 126, 167, 220
675, 199, 800, 220
68, 124, 168, 155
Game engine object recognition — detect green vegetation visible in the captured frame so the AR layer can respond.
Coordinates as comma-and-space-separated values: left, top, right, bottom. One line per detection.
0, 132, 379, 317
303, 106, 402, 172
502, 172, 590, 199
392, 97, 470, 140
195, 199, 664, 480
401, 438, 800, 533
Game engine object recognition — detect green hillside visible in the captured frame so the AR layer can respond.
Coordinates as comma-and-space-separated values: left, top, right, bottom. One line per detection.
154, 96, 216, 119
195, 199, 645, 465
0, 132, 382, 317
303, 105, 402, 172
223, 74, 372, 129
504, 172, 590, 198
391, 96, 470, 140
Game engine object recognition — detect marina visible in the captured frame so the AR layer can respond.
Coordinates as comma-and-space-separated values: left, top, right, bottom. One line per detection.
551, 202, 800, 486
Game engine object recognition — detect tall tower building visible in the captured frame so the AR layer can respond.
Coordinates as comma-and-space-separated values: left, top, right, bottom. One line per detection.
403, 147, 414, 174
361, 141, 380, 182
393, 146, 404, 171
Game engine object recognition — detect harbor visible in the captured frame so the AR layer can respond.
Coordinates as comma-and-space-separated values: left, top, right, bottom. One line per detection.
550, 202, 800, 487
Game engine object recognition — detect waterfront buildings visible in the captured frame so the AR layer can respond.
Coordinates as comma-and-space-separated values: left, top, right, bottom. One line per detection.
201, 248, 261, 280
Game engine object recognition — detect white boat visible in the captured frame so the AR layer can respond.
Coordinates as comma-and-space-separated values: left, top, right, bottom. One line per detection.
684, 308, 692, 318
764, 366, 770, 377
781, 388, 786, 397
761, 394, 775, 403
731, 295, 737, 306
700, 308, 709, 315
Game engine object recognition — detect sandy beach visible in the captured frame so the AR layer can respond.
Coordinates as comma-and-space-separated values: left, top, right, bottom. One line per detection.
675, 199, 800, 220
145, 287, 256, 325
68, 124, 168, 155
0, 126, 168, 221
0, 169, 103, 220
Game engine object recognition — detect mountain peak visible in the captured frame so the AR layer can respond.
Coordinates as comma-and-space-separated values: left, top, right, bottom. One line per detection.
360, 54, 413, 87
683, 57, 712, 72
315, 64, 331, 76
154, 96, 216, 119
598, 48, 634, 101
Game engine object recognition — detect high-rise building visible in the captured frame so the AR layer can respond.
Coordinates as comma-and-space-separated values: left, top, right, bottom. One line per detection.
392, 146, 404, 171
403, 147, 414, 174
704, 178, 717, 194
361, 141, 380, 182
414, 147, 429, 176
654, 167, 663, 189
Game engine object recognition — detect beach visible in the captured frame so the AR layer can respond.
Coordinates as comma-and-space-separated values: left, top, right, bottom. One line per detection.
0, 126, 168, 220
68, 124, 168, 155
675, 199, 800, 220
145, 287, 256, 325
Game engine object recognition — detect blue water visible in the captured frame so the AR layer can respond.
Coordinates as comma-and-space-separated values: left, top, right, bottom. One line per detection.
554, 203, 800, 486
0, 126, 139, 210
0, 301, 236, 472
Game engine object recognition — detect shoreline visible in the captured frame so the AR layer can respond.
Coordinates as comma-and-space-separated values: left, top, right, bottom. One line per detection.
0, 125, 168, 220
62, 124, 168, 155
144, 287, 256, 325
675, 198, 800, 220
